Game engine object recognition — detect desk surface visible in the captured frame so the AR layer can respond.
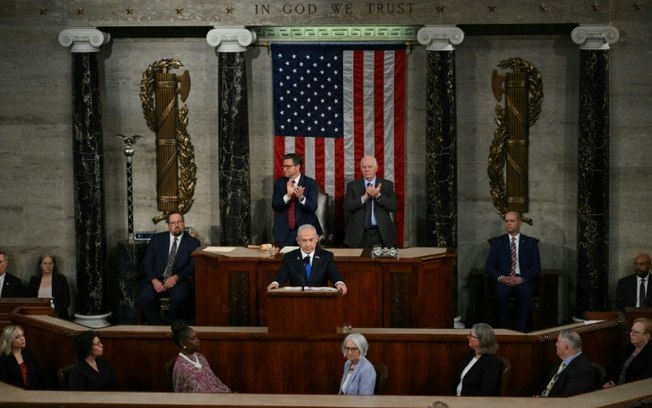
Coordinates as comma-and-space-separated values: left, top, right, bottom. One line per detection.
1, 379, 651, 408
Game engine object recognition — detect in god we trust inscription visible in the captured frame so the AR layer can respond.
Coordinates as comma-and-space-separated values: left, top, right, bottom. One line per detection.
254, 2, 416, 15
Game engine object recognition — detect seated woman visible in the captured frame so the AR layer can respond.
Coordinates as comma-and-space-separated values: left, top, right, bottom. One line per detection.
26, 255, 71, 319
603, 317, 652, 388
456, 322, 503, 396
338, 333, 376, 395
68, 330, 117, 391
171, 320, 231, 393
0, 325, 40, 389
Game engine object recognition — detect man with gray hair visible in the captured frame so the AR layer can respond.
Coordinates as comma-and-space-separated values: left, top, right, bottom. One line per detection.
540, 329, 596, 397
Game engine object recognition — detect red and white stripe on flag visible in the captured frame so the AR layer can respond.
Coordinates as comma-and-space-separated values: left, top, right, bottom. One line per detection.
274, 46, 405, 246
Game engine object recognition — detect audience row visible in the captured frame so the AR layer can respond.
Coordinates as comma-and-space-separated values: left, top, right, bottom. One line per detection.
1, 319, 650, 396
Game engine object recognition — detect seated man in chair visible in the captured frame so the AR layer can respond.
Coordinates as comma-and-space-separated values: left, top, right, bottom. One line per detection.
485, 211, 540, 332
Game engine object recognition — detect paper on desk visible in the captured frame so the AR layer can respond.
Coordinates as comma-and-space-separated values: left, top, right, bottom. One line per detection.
279, 246, 300, 254
276, 286, 338, 292
203, 246, 238, 253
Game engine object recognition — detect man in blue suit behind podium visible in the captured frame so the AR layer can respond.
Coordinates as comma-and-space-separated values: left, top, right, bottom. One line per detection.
267, 224, 347, 294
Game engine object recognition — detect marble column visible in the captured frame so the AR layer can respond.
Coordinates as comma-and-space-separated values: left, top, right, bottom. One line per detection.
59, 28, 111, 325
206, 27, 256, 245
418, 26, 464, 327
571, 25, 619, 315
418, 26, 463, 248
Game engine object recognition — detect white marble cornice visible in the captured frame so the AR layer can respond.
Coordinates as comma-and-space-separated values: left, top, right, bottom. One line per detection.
571, 25, 619, 50
58, 27, 110, 53
206, 26, 257, 53
417, 25, 464, 51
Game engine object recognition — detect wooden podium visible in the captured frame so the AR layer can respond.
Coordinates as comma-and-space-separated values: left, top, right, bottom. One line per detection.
266, 288, 343, 334
194, 247, 456, 328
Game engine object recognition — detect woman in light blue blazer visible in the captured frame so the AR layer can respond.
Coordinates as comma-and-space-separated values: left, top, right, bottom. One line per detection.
338, 333, 376, 395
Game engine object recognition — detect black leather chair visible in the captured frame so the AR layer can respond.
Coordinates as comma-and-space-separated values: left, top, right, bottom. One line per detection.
57, 364, 75, 390
591, 362, 606, 390
373, 362, 389, 395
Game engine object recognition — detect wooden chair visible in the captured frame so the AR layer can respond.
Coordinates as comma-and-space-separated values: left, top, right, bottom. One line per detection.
57, 364, 75, 390
165, 357, 176, 391
373, 362, 389, 395
497, 356, 512, 396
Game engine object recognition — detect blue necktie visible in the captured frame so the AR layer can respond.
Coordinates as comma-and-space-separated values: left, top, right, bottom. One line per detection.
304, 256, 311, 282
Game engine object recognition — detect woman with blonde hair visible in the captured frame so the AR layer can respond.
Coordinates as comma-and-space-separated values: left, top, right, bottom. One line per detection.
0, 325, 40, 389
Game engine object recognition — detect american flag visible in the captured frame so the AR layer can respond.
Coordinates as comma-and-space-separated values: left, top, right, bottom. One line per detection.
272, 43, 405, 246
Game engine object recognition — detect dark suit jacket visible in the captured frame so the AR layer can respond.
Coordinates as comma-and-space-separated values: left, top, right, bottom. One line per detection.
0, 349, 40, 389
271, 248, 343, 287
272, 174, 323, 246
68, 357, 118, 391
615, 273, 652, 311
544, 352, 596, 397
26, 273, 70, 320
0, 272, 24, 297
485, 233, 541, 284
457, 353, 503, 396
343, 177, 397, 248
608, 341, 652, 384
143, 231, 201, 283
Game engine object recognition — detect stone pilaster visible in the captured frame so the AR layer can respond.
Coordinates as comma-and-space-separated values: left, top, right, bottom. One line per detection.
59, 28, 111, 325
418, 26, 463, 325
417, 25, 463, 248
571, 25, 619, 315
206, 27, 256, 245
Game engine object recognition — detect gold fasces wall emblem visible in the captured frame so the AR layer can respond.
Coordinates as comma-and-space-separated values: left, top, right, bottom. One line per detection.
488, 58, 543, 224
140, 59, 197, 224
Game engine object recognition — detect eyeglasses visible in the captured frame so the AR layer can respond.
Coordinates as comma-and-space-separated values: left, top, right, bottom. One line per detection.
468, 333, 479, 339
282, 164, 296, 169
343, 347, 360, 354
630, 329, 646, 335
168, 221, 184, 225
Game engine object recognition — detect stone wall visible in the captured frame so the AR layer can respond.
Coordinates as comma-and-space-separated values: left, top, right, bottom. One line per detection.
0, 0, 650, 322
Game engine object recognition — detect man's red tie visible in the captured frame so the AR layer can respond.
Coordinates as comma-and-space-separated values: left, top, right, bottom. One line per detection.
510, 237, 517, 277
288, 180, 296, 230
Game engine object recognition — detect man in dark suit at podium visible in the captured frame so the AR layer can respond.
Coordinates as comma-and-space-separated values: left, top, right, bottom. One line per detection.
267, 224, 347, 294
615, 253, 652, 311
485, 211, 540, 332
0, 250, 24, 298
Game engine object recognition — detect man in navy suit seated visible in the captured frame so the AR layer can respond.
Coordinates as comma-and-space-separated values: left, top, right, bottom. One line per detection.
138, 211, 200, 324
267, 224, 347, 294
485, 211, 541, 332
271, 153, 323, 248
